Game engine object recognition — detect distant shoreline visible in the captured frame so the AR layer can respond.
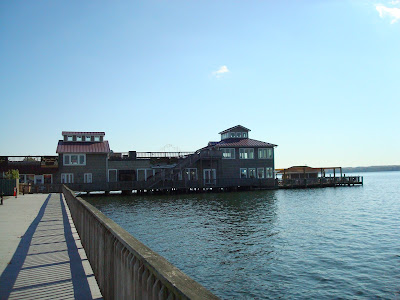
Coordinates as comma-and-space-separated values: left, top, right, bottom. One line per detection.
341, 165, 400, 173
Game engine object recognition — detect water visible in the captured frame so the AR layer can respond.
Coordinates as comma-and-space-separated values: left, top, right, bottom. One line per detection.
85, 172, 400, 299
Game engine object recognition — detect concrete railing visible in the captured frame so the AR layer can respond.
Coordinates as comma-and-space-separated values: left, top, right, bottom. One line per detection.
62, 185, 219, 300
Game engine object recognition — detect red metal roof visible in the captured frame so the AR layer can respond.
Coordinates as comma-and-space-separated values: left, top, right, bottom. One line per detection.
62, 131, 105, 136
56, 141, 110, 153
215, 138, 277, 148
276, 166, 342, 173
219, 125, 251, 134
276, 166, 318, 174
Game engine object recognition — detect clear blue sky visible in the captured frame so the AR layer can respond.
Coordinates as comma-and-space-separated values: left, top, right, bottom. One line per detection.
1, 1, 399, 168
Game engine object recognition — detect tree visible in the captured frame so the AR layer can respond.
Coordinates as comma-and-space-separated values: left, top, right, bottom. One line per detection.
5, 169, 20, 180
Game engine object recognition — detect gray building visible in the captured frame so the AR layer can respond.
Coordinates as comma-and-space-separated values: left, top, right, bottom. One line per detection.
6, 126, 278, 192
177, 125, 277, 188
55, 131, 110, 185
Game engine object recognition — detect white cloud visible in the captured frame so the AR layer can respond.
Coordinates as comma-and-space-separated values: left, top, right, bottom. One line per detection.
390, 0, 400, 5
212, 65, 229, 78
376, 4, 400, 24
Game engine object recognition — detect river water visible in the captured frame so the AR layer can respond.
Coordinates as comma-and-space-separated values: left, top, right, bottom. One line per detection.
85, 172, 400, 299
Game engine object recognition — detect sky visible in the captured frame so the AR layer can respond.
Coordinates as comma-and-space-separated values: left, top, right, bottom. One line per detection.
0, 1, 399, 168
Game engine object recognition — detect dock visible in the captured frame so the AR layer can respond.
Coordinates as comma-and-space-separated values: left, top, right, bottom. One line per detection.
1, 189, 220, 299
277, 175, 363, 189
276, 166, 363, 189
0, 194, 102, 299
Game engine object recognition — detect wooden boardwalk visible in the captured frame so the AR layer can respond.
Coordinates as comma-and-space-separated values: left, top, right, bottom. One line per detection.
0, 194, 102, 299
278, 176, 363, 189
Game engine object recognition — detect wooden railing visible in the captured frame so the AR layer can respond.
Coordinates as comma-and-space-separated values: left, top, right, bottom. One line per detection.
278, 176, 363, 187
62, 185, 219, 300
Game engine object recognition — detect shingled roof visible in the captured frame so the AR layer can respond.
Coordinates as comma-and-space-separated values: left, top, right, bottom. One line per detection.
56, 141, 110, 153
215, 138, 277, 148
219, 125, 251, 135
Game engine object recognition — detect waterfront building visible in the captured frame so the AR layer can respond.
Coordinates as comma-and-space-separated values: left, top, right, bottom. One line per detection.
1, 126, 278, 192
277, 166, 320, 180
56, 132, 110, 185
102, 125, 278, 191
0, 156, 58, 185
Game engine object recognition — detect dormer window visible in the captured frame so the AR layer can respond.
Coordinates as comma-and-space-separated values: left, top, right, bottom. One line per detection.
219, 125, 250, 140
67, 136, 73, 141
94, 136, 100, 142
85, 136, 91, 142
76, 136, 82, 142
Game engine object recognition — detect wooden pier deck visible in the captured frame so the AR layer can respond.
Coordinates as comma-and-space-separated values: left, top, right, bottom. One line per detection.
18, 175, 363, 195
278, 176, 363, 189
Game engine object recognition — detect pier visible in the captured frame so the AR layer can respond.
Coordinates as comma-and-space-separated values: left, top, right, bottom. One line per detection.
276, 166, 363, 189
0, 187, 219, 299
0, 193, 101, 299
16, 173, 363, 196
277, 176, 363, 189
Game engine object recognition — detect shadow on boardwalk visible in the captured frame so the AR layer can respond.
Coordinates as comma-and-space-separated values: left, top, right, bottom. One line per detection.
0, 194, 101, 300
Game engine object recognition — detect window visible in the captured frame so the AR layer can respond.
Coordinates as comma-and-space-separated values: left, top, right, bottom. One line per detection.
61, 173, 74, 183
67, 136, 73, 141
94, 136, 100, 142
230, 132, 236, 138
85, 136, 91, 142
240, 168, 248, 178
257, 168, 265, 179
63, 154, 86, 166
266, 167, 274, 178
239, 148, 254, 159
243, 132, 247, 138
84, 173, 92, 183
34, 175, 44, 185
222, 148, 235, 159
76, 136, 82, 142
258, 148, 273, 159
249, 168, 256, 179
236, 132, 242, 138
71, 155, 78, 164
204, 169, 216, 185
44, 174, 53, 184
19, 174, 26, 183
108, 169, 118, 182
185, 168, 197, 180
26, 175, 34, 184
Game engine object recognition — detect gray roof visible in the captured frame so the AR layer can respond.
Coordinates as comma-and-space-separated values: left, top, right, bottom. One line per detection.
219, 125, 251, 134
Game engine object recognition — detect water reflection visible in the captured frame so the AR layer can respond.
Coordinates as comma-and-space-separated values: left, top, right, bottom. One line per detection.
85, 173, 400, 299
86, 190, 280, 297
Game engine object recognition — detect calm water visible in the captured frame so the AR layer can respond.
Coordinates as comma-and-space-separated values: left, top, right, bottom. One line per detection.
85, 172, 400, 299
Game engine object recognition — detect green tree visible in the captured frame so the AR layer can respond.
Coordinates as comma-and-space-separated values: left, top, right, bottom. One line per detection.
5, 169, 20, 179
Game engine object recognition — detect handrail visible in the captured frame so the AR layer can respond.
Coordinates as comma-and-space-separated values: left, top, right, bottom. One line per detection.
136, 152, 194, 158
277, 176, 363, 187
62, 185, 219, 300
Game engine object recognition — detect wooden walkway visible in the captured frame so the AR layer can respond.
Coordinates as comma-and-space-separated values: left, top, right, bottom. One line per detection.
0, 194, 102, 299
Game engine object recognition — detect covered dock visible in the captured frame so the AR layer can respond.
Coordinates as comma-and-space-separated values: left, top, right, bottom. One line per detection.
275, 166, 363, 189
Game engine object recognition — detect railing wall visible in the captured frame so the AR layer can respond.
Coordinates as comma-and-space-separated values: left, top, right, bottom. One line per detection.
278, 176, 363, 187
62, 185, 219, 300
